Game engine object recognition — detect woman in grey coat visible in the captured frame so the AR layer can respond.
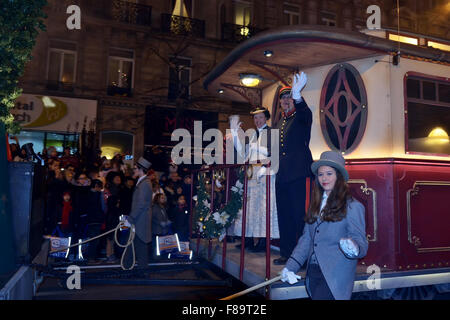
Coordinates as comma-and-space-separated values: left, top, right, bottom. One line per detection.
281, 151, 368, 300
152, 193, 171, 237
151, 192, 171, 259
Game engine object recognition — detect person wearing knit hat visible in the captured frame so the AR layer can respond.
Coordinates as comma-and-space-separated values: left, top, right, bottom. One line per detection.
280, 150, 368, 300
230, 105, 280, 252
273, 72, 314, 265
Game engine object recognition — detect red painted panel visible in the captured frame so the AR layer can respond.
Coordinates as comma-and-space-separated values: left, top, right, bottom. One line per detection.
345, 158, 450, 271
346, 161, 397, 270
394, 161, 450, 269
410, 185, 450, 248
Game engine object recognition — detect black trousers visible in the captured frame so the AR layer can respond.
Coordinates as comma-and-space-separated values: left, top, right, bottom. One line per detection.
86, 223, 102, 260
275, 178, 307, 258
124, 236, 150, 269
307, 263, 335, 300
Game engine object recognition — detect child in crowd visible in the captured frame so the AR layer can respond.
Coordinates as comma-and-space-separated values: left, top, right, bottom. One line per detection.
171, 194, 189, 242
60, 191, 73, 233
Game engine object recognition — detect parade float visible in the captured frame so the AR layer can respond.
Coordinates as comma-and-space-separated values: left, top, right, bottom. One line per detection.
201, 25, 450, 299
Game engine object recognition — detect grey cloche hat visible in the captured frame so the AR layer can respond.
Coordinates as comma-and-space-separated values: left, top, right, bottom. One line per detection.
311, 151, 349, 182
136, 157, 152, 170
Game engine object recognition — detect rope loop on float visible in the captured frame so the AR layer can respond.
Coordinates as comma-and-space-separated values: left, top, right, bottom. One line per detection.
49, 221, 136, 270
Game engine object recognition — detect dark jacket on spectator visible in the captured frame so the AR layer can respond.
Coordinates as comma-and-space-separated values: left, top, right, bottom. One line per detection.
86, 190, 105, 224
171, 204, 189, 241
120, 186, 134, 215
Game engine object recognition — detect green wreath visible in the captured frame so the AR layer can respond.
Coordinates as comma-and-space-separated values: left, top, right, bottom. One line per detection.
193, 168, 245, 240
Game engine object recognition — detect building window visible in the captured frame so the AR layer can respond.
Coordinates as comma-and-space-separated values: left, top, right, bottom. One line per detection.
107, 48, 134, 97
427, 40, 450, 52
171, 0, 193, 17
319, 63, 368, 154
111, 0, 152, 26
168, 56, 191, 100
11, 130, 79, 155
100, 131, 134, 161
47, 41, 77, 91
283, 3, 301, 25
320, 11, 336, 27
388, 33, 419, 46
233, 0, 251, 36
48, 49, 76, 83
234, 0, 251, 26
405, 73, 450, 156
220, 3, 226, 28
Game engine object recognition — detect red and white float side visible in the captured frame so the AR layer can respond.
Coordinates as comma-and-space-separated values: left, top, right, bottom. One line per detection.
204, 25, 450, 298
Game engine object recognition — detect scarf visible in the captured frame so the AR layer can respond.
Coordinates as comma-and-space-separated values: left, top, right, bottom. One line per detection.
61, 200, 72, 230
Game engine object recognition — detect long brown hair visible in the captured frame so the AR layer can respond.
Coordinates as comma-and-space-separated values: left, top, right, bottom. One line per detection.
153, 192, 167, 208
305, 169, 352, 224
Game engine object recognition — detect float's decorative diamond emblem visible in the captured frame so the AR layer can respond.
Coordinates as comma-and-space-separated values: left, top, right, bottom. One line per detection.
320, 63, 368, 154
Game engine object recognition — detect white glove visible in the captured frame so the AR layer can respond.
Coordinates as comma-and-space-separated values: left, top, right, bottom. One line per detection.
292, 72, 307, 101
281, 267, 301, 285
339, 238, 359, 258
120, 215, 132, 228
229, 115, 242, 132
256, 166, 270, 180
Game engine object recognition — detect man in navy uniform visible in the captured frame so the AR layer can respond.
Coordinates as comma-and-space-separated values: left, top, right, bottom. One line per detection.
273, 72, 313, 265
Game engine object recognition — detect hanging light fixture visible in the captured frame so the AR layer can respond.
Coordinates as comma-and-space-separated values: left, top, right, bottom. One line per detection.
428, 127, 449, 142
239, 73, 262, 87
263, 50, 273, 57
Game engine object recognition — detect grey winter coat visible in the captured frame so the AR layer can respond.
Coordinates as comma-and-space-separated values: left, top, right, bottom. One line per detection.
128, 176, 153, 243
285, 198, 368, 300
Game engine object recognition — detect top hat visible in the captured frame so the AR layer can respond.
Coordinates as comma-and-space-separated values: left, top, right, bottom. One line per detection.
311, 151, 349, 182
136, 157, 152, 170
278, 86, 292, 99
250, 106, 271, 120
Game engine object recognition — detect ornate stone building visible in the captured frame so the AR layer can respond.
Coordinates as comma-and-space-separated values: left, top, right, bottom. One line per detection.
16, 0, 449, 161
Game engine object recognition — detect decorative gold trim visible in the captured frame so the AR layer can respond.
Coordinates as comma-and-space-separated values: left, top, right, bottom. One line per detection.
417, 247, 450, 253
348, 179, 377, 242
406, 181, 450, 253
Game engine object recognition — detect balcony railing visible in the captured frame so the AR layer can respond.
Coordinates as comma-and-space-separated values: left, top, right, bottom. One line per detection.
110, 0, 152, 26
107, 85, 133, 97
161, 13, 205, 38
46, 80, 74, 92
221, 23, 263, 43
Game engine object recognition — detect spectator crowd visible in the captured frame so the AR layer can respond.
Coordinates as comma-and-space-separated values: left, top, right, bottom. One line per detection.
9, 139, 194, 264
